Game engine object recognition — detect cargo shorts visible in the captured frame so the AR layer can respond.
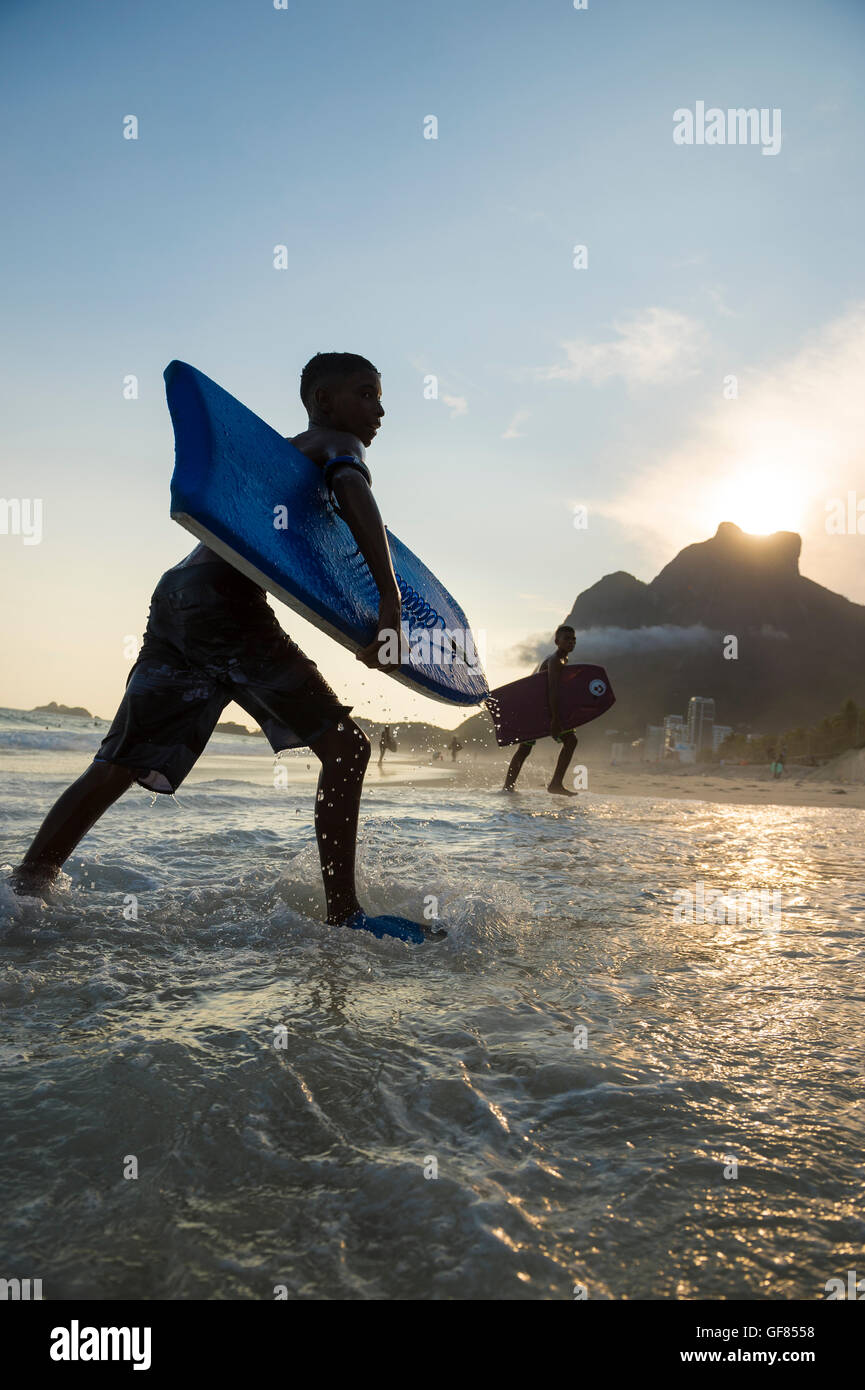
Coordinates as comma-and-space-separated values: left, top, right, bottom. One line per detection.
95, 562, 351, 793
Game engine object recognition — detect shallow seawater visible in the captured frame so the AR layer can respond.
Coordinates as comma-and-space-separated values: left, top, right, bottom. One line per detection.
1, 713, 864, 1300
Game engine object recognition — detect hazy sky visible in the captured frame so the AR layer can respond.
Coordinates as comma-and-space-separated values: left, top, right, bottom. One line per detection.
2, 0, 864, 729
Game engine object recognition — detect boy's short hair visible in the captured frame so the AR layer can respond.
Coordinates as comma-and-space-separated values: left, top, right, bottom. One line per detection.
300, 352, 379, 410
555, 624, 575, 640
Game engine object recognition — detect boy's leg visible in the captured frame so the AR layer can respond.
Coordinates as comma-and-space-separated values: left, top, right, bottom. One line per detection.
228, 610, 438, 939
10, 762, 136, 894
548, 731, 578, 795
503, 741, 533, 791
10, 566, 237, 898
309, 718, 371, 924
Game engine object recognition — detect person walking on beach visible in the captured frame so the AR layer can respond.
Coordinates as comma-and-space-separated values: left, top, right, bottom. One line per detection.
378, 725, 397, 764
502, 625, 579, 796
9, 352, 444, 945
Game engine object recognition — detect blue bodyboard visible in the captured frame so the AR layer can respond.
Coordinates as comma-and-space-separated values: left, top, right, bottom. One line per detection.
165, 361, 488, 705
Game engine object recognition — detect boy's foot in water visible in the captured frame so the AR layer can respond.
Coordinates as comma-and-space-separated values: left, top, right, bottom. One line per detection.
334, 907, 447, 944
8, 864, 58, 900
547, 782, 578, 796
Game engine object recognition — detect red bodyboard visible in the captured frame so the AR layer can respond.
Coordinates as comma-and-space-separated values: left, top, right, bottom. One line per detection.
485, 664, 615, 746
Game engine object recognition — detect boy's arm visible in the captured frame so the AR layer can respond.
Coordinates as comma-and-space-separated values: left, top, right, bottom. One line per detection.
328, 466, 403, 670
287, 428, 402, 670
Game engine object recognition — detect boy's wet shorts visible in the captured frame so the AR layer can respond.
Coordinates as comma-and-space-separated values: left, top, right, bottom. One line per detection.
95, 562, 352, 793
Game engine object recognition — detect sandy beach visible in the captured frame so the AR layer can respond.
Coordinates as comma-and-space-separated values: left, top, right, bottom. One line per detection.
386, 751, 865, 812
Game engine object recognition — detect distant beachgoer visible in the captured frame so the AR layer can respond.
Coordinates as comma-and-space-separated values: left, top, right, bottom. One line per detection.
449, 738, 462, 762
502, 625, 579, 796
378, 724, 397, 765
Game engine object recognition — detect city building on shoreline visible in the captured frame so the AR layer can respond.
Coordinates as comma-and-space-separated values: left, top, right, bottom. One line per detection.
687, 696, 715, 757
645, 725, 665, 761
644, 698, 723, 762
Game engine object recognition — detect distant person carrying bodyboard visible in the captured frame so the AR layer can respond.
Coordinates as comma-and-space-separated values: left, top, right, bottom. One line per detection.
10, 353, 446, 944
502, 626, 580, 795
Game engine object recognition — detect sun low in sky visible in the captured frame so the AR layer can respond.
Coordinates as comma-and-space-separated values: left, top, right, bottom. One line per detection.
596, 302, 865, 581
705, 462, 808, 537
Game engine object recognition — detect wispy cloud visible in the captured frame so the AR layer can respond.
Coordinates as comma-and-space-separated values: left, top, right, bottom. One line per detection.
705, 285, 736, 318
502, 409, 530, 439
533, 307, 707, 388
442, 393, 468, 417
671, 250, 709, 269
512, 625, 717, 665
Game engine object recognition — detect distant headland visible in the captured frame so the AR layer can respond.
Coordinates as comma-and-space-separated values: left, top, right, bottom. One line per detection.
29, 703, 264, 740
32, 701, 96, 720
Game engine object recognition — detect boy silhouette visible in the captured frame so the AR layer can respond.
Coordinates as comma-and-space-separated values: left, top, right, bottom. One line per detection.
502, 625, 579, 795
11, 353, 444, 944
